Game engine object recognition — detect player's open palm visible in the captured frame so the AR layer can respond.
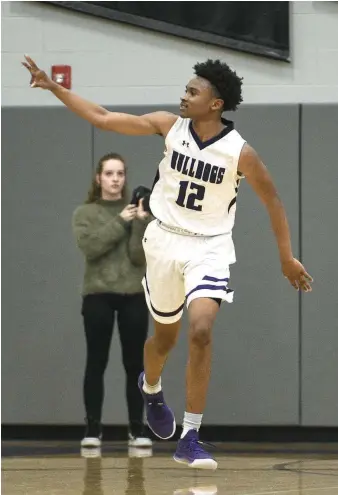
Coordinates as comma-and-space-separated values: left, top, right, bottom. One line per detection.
21, 55, 55, 90
282, 258, 313, 292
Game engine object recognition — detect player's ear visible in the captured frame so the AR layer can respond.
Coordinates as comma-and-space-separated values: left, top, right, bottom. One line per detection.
211, 98, 224, 112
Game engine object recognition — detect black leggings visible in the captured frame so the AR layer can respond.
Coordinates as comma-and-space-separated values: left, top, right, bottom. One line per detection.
82, 293, 148, 432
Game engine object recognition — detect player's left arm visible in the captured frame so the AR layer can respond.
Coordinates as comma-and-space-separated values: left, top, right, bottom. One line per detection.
238, 143, 313, 292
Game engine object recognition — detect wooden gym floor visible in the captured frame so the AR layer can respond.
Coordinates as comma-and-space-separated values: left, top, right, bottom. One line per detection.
2, 441, 338, 494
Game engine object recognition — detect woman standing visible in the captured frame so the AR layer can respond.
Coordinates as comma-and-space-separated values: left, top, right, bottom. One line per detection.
73, 152, 152, 448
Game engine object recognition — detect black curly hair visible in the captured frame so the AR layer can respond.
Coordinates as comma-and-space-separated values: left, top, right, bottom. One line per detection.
193, 59, 243, 112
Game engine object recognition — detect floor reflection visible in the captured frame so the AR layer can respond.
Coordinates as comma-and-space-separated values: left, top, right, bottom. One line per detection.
2, 441, 338, 495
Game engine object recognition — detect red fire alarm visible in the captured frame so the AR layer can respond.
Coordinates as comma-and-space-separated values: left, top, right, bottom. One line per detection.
51, 65, 72, 89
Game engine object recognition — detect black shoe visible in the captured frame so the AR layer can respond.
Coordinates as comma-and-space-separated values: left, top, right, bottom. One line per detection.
81, 417, 102, 448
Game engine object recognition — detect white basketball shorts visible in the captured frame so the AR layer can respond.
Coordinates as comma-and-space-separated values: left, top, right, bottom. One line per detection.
141, 220, 236, 324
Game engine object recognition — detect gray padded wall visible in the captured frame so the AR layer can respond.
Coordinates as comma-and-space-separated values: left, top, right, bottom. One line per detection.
210, 106, 300, 424
1, 108, 92, 423
301, 105, 338, 426
94, 105, 300, 425
3, 105, 336, 426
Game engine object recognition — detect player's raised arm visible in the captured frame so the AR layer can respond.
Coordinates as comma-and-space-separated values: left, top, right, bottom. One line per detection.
238, 143, 313, 292
22, 55, 177, 136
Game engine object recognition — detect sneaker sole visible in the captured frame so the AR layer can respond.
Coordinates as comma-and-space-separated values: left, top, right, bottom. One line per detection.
146, 418, 176, 440
173, 455, 218, 470
81, 437, 101, 448
128, 438, 153, 448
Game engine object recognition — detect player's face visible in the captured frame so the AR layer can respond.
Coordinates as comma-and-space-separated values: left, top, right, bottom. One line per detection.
180, 77, 222, 119
97, 159, 126, 200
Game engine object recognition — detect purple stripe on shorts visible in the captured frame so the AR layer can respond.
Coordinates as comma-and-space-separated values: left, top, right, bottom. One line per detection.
186, 283, 230, 300
203, 275, 229, 282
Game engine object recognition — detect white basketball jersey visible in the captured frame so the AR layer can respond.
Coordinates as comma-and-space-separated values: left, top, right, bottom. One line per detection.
150, 117, 246, 236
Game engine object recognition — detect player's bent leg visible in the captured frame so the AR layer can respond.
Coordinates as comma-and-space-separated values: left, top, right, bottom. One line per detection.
139, 318, 180, 440
144, 318, 181, 386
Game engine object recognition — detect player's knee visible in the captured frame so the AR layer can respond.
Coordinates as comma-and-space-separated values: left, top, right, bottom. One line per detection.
189, 320, 212, 347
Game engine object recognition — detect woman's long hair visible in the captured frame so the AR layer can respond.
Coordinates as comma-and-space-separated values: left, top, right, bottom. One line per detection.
86, 153, 128, 203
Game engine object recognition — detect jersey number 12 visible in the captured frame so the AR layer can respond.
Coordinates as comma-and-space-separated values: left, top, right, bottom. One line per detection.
176, 181, 205, 211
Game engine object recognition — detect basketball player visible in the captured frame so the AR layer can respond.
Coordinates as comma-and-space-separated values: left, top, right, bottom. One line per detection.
22, 56, 313, 470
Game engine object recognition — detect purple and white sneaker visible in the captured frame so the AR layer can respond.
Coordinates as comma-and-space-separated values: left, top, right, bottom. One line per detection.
174, 430, 218, 470
138, 372, 176, 440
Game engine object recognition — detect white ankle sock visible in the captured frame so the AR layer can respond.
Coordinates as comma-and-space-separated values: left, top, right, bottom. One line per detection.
142, 376, 162, 394
181, 412, 203, 438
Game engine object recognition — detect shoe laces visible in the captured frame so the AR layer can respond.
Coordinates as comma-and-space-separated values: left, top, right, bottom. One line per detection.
147, 396, 167, 419
186, 434, 215, 453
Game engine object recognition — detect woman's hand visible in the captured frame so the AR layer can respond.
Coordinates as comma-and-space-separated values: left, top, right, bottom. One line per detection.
136, 199, 150, 220
120, 204, 137, 222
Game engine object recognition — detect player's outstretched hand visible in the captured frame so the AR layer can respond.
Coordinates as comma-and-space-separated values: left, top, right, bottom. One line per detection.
282, 258, 313, 292
21, 55, 56, 90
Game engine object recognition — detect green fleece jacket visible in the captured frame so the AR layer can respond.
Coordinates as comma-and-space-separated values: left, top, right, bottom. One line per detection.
72, 198, 150, 295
